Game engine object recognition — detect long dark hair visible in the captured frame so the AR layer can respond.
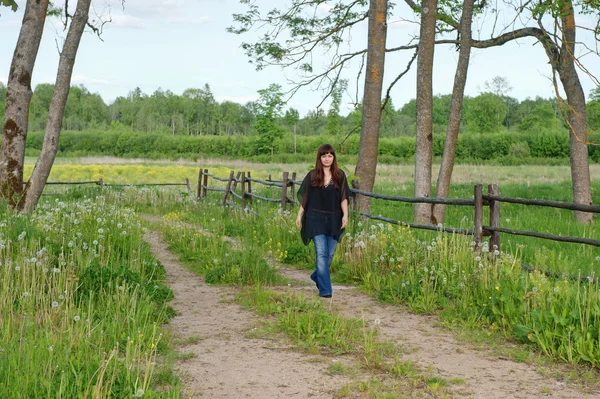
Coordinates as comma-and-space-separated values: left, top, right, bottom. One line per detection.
312, 144, 342, 188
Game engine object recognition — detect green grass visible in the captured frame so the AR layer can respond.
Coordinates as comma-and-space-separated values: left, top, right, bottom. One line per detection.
0, 191, 181, 397
5, 161, 600, 396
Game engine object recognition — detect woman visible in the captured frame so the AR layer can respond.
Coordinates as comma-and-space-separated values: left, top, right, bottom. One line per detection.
296, 144, 350, 298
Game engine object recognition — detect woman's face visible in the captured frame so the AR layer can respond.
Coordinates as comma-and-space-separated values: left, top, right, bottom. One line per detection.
320, 152, 334, 167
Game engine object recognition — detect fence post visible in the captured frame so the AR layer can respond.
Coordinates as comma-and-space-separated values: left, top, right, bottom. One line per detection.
98, 178, 104, 188
197, 168, 203, 199
231, 171, 242, 202
185, 178, 192, 194
289, 172, 296, 211
281, 172, 289, 211
474, 184, 483, 252
241, 172, 247, 209
247, 171, 253, 205
488, 184, 500, 252
202, 169, 209, 198
351, 180, 360, 213
222, 170, 235, 205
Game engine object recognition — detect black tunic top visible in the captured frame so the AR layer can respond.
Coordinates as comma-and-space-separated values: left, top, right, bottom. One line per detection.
297, 170, 351, 245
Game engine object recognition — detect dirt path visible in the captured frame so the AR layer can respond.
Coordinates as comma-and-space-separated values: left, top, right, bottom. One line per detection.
275, 268, 599, 399
144, 230, 352, 398
144, 218, 599, 398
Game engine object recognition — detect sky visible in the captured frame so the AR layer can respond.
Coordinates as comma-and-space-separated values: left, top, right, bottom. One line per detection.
1, 0, 599, 117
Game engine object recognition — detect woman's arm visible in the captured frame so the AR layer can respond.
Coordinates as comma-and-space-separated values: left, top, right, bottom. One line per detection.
295, 205, 304, 229
341, 199, 348, 229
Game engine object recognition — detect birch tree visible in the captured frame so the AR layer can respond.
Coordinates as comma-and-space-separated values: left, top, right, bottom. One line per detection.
18, 0, 93, 211
0, 0, 49, 204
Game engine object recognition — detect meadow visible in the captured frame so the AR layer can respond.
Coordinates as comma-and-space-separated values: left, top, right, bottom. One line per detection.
2, 159, 598, 397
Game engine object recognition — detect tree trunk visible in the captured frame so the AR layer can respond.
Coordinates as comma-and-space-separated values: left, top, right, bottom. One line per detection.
414, 0, 437, 223
354, 0, 387, 212
558, 3, 593, 222
0, 0, 49, 204
432, 0, 474, 224
18, 0, 92, 212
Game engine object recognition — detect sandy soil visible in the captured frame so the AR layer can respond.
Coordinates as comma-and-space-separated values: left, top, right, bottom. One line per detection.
144, 220, 600, 398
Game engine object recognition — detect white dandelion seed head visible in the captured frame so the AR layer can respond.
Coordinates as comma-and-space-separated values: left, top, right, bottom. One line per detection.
51, 301, 59, 308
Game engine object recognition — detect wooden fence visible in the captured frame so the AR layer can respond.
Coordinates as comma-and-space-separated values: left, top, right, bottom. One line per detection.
197, 168, 600, 251
27, 178, 193, 193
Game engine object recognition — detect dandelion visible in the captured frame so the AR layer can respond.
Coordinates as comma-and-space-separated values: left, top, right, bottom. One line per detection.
51, 301, 59, 308
74, 315, 81, 322
117, 223, 123, 228
426, 246, 432, 251
505, 218, 510, 223
96, 217, 102, 223
475, 256, 481, 262
59, 295, 65, 300
596, 256, 600, 262
374, 319, 381, 325
98, 228, 104, 234
532, 287, 538, 293
53, 268, 61, 273
135, 389, 145, 397
48, 346, 54, 351
14, 266, 20, 271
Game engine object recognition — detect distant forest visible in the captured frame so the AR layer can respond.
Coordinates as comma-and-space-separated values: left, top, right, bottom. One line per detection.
1, 81, 599, 138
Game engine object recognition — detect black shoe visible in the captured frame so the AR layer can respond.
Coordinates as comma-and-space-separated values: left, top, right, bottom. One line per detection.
310, 275, 319, 290
320, 294, 332, 298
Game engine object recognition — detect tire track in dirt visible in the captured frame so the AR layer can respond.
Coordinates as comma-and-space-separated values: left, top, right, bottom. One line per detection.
143, 229, 352, 398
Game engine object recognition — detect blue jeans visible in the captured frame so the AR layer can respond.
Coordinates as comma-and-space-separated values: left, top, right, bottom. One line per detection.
311, 235, 337, 297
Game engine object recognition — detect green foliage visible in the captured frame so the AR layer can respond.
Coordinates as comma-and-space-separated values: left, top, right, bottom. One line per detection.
20, 128, 584, 163
0, 0, 18, 11
464, 93, 509, 133
253, 84, 286, 155
76, 262, 173, 307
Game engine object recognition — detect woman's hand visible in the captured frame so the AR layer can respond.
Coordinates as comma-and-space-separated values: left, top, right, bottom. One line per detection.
296, 213, 302, 229
341, 214, 348, 229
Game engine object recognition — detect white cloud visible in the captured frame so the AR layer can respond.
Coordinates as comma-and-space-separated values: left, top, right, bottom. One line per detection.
109, 14, 146, 29
165, 16, 209, 25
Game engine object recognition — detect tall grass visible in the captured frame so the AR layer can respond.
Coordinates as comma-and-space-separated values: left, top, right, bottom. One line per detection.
0, 192, 180, 397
